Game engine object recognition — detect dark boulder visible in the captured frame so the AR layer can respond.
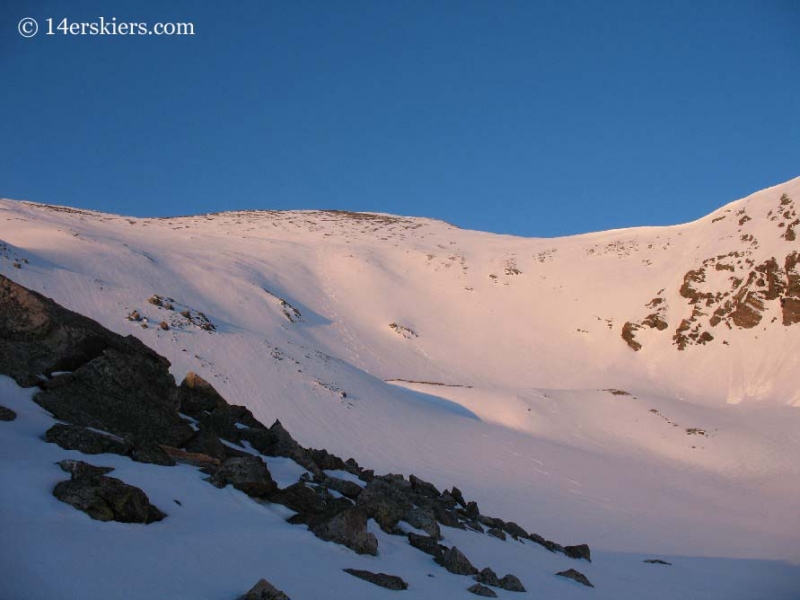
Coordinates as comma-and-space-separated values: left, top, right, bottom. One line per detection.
407, 532, 445, 559
467, 583, 497, 597
276, 482, 352, 526
53, 459, 165, 524
498, 574, 526, 592
437, 546, 478, 575
450, 486, 467, 508
409, 474, 441, 499
343, 568, 408, 590
475, 568, 500, 587
209, 456, 277, 498
323, 475, 363, 500
502, 521, 528, 540
564, 543, 591, 562
239, 578, 290, 600
311, 507, 378, 555
487, 527, 506, 541
556, 568, 594, 588
44, 423, 132, 456
0, 405, 16, 421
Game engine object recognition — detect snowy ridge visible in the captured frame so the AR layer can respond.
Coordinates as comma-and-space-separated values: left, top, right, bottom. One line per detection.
1, 178, 799, 598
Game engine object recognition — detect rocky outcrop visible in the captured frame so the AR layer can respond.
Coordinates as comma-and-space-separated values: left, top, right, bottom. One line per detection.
556, 568, 594, 588
53, 459, 165, 524
343, 568, 408, 590
0, 405, 17, 421
239, 578, 290, 600
564, 543, 591, 562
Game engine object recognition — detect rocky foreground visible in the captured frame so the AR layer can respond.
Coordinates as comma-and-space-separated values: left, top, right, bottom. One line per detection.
0, 274, 594, 597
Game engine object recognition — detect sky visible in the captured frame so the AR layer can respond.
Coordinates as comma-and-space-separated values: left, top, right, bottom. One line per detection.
1, 0, 798, 238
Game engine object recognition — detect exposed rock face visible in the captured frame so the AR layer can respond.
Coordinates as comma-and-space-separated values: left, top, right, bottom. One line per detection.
564, 543, 592, 562
45, 423, 132, 456
239, 578, 290, 600
0, 405, 17, 421
437, 546, 478, 575
357, 478, 413, 532
556, 568, 594, 588
53, 459, 165, 523
467, 583, 497, 597
343, 568, 408, 590
311, 507, 378, 555
209, 456, 278, 498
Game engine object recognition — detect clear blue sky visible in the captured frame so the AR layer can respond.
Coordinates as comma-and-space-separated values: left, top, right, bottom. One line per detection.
1, 0, 798, 237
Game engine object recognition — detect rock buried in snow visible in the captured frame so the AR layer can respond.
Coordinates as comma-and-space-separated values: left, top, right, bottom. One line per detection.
239, 578, 290, 600
437, 546, 479, 575
0, 405, 17, 421
343, 568, 408, 590
53, 459, 166, 524
556, 568, 594, 588
564, 543, 592, 562
467, 583, 498, 597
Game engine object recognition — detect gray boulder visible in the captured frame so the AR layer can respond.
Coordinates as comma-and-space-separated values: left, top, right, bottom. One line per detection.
44, 423, 132, 456
53, 460, 165, 524
467, 583, 497, 597
407, 532, 445, 559
437, 546, 478, 575
556, 568, 594, 588
239, 578, 290, 600
209, 456, 277, 498
343, 568, 408, 590
311, 507, 378, 555
498, 574, 526, 592
564, 543, 592, 562
475, 568, 500, 587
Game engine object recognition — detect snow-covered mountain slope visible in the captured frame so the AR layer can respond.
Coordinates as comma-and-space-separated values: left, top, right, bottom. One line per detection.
1, 177, 798, 580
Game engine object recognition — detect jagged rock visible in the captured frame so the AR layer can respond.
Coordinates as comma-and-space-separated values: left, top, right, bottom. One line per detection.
209, 456, 277, 498
467, 583, 497, 597
564, 543, 592, 562
276, 482, 352, 526
183, 424, 229, 461
308, 448, 346, 471
239, 578, 290, 600
407, 532, 445, 558
502, 521, 527, 540
528, 532, 561, 552
357, 479, 413, 533
409, 474, 441, 499
311, 507, 378, 555
0, 405, 17, 421
556, 568, 594, 588
44, 423, 132, 456
475, 568, 500, 587
343, 568, 408, 590
404, 505, 441, 539
437, 546, 478, 575
450, 486, 466, 508
487, 527, 506, 541
323, 476, 363, 500
465, 500, 480, 518
53, 459, 165, 523
498, 574, 526, 592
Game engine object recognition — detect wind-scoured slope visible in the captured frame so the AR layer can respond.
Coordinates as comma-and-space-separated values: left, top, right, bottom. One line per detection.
0, 179, 798, 572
